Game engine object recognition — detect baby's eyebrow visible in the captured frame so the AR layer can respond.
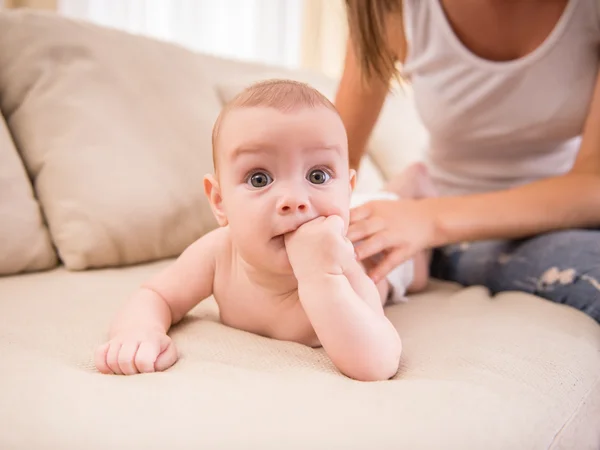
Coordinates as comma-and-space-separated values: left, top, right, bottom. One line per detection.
230, 146, 272, 160
230, 143, 342, 161
303, 145, 342, 155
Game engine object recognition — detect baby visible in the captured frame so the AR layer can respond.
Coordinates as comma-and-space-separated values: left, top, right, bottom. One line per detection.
94, 79, 433, 382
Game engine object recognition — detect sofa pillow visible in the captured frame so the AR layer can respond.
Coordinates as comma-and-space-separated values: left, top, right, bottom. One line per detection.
0, 113, 57, 275
0, 10, 221, 270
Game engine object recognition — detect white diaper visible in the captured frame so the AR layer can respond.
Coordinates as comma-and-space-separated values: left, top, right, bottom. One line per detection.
350, 191, 414, 304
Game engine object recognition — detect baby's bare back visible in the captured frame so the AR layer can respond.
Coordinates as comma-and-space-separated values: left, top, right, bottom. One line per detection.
211, 229, 320, 347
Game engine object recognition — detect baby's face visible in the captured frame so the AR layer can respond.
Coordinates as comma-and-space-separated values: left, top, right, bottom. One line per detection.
209, 106, 355, 274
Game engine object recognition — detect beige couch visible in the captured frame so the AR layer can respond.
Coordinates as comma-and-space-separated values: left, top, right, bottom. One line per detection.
0, 9, 599, 450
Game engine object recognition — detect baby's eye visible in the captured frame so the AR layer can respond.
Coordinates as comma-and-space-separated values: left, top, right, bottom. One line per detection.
247, 171, 272, 188
307, 169, 330, 185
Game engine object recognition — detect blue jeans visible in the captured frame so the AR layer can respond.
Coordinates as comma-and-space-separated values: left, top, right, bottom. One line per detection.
430, 229, 600, 323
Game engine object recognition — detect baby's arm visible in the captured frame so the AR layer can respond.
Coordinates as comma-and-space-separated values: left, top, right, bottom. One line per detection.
285, 217, 401, 382
95, 230, 219, 375
297, 262, 401, 382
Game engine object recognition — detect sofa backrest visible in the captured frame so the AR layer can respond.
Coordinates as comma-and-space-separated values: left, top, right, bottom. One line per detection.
0, 9, 426, 273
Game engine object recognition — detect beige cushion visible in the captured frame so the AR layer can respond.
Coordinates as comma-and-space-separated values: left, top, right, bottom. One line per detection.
0, 261, 598, 449
0, 113, 57, 275
0, 10, 221, 270
353, 155, 386, 193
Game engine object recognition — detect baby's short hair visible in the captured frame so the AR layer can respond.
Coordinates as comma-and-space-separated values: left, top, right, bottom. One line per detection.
211, 79, 339, 168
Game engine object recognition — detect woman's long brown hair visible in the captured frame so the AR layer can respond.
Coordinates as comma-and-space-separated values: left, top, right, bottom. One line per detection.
344, 0, 403, 83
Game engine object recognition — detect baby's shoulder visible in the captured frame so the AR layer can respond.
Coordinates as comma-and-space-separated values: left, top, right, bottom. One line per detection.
180, 226, 231, 266
201, 226, 230, 247
198, 226, 233, 269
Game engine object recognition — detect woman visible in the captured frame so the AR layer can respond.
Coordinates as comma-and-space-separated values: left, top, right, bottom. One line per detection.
338, 0, 600, 322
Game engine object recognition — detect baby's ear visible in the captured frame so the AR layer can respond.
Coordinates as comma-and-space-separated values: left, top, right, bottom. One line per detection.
349, 169, 357, 192
203, 174, 228, 226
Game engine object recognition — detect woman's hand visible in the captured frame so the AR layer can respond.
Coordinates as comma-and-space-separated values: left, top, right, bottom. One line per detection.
347, 198, 440, 282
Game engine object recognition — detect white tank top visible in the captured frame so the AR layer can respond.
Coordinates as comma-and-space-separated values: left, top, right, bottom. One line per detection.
401, 0, 600, 196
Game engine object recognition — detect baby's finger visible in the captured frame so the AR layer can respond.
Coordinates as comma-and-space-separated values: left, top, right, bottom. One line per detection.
134, 340, 160, 373
154, 340, 178, 372
343, 236, 356, 257
106, 342, 124, 375
118, 341, 140, 375
94, 342, 112, 374
324, 215, 345, 234
368, 247, 411, 283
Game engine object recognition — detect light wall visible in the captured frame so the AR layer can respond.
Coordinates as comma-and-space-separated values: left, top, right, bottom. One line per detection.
0, 0, 349, 79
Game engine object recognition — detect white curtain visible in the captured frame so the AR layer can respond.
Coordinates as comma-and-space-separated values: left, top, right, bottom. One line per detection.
57, 0, 304, 69
300, 0, 347, 78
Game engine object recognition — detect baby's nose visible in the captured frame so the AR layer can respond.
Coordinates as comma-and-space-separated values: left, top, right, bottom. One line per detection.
277, 193, 309, 215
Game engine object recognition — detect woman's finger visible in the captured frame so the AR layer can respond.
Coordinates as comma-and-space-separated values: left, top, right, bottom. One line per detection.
349, 202, 372, 223
368, 246, 412, 283
353, 231, 391, 261
346, 216, 385, 243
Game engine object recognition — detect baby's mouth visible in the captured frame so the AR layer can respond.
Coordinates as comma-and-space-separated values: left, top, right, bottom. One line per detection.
272, 229, 293, 243
271, 228, 296, 245
272, 220, 310, 244
271, 234, 286, 248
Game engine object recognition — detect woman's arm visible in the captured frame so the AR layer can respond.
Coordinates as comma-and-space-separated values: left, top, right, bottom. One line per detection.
334, 12, 407, 171
349, 69, 600, 281
431, 68, 600, 246
335, 41, 390, 171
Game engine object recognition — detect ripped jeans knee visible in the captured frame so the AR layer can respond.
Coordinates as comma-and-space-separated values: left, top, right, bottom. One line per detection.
430, 229, 600, 323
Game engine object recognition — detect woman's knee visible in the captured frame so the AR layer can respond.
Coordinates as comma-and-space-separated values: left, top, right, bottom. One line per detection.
511, 229, 600, 266
432, 229, 600, 323
490, 229, 600, 322
523, 266, 600, 322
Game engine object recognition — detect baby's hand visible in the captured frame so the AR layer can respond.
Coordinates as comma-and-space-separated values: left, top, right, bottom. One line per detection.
284, 215, 355, 280
94, 329, 178, 375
